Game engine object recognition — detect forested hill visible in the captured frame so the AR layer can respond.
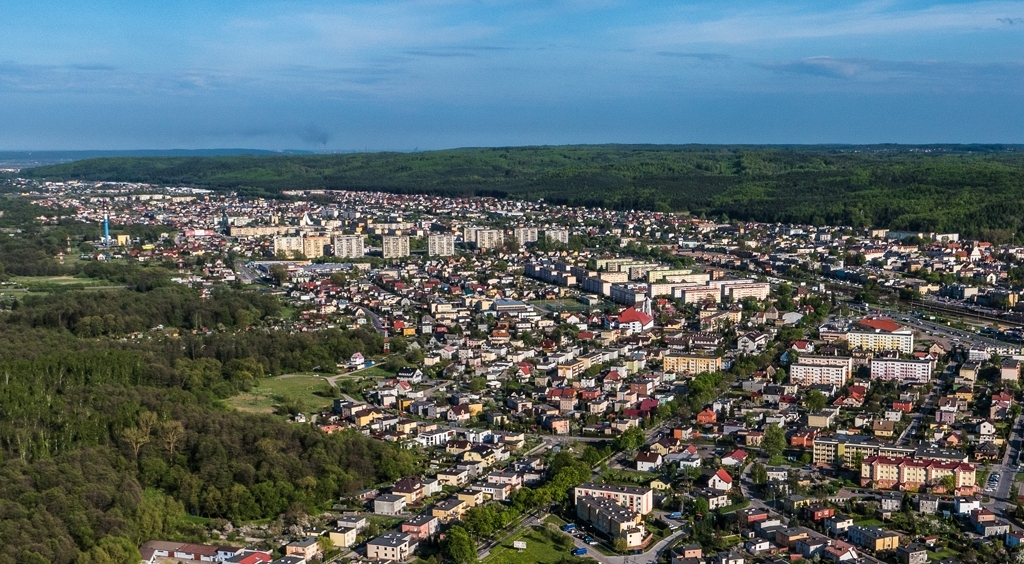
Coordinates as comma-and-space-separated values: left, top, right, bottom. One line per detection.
19, 144, 1024, 237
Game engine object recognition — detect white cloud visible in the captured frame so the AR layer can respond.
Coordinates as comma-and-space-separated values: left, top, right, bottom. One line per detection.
634, 1, 1024, 46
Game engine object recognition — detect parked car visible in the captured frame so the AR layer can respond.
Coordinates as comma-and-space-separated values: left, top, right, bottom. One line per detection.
572, 548, 588, 556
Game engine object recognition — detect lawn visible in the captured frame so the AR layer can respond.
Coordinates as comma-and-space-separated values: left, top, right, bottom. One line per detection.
5, 275, 118, 293
543, 514, 567, 527
853, 518, 884, 526
225, 375, 334, 415
12, 275, 105, 286
352, 365, 397, 378
483, 526, 584, 564
528, 299, 589, 312
928, 548, 959, 561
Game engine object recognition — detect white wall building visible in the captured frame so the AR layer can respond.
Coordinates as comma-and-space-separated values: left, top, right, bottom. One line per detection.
383, 235, 410, 258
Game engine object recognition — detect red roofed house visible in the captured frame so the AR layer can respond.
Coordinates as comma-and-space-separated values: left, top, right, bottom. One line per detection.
791, 340, 815, 354
616, 307, 655, 334
722, 449, 748, 466
696, 408, 717, 425
702, 468, 734, 491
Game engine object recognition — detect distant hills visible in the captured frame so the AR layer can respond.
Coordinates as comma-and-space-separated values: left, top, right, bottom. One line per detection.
15, 144, 1024, 239
0, 148, 313, 168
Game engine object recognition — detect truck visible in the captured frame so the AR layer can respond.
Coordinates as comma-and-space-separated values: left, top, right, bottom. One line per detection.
668, 512, 683, 520
561, 523, 577, 533
571, 548, 588, 556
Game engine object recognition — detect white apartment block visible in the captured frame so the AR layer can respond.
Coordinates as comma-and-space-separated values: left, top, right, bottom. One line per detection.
427, 234, 455, 257
869, 358, 933, 384
302, 235, 329, 258
273, 235, 304, 256
847, 331, 914, 354
332, 234, 365, 258
544, 228, 570, 244
790, 363, 850, 387
678, 286, 721, 304
383, 235, 410, 259
513, 227, 538, 245
723, 282, 771, 301
573, 482, 654, 515
474, 229, 504, 250
796, 355, 853, 376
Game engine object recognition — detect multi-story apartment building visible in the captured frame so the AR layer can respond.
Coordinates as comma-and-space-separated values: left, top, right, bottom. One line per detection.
427, 234, 455, 256
678, 285, 721, 304
797, 355, 854, 375
846, 318, 914, 354
869, 358, 933, 384
720, 282, 771, 301
332, 234, 365, 258
576, 496, 647, 548
609, 283, 648, 306
812, 436, 916, 467
860, 456, 976, 493
544, 228, 570, 245
574, 483, 654, 515
474, 229, 504, 250
789, 363, 850, 387
663, 353, 723, 375
302, 235, 330, 258
382, 235, 410, 259
273, 235, 304, 257
513, 227, 538, 245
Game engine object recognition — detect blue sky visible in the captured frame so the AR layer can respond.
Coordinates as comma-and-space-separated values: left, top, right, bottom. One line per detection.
1, 0, 1022, 150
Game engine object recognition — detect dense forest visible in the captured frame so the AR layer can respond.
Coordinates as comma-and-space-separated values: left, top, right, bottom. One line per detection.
0, 208, 419, 563
16, 144, 1024, 238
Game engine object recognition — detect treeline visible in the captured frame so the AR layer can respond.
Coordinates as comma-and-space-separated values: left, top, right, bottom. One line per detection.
18, 145, 1024, 237
0, 275, 403, 564
6, 285, 280, 336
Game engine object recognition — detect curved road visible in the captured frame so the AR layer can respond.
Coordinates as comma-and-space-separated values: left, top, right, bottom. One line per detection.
566, 528, 689, 564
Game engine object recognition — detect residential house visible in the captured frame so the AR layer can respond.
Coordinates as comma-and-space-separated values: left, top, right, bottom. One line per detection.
366, 532, 417, 561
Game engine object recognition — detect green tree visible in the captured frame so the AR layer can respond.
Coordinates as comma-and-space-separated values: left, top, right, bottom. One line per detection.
317, 536, 334, 556
751, 462, 768, 485
268, 264, 288, 286
614, 426, 646, 454
805, 389, 827, 413
762, 424, 786, 460
443, 525, 477, 564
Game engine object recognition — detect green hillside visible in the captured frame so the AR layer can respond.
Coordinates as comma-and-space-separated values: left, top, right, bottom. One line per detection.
18, 144, 1024, 238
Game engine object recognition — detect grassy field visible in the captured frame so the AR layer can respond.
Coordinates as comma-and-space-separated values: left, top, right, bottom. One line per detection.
351, 365, 397, 378
225, 375, 334, 415
928, 548, 958, 561
853, 518, 884, 527
529, 299, 589, 312
543, 514, 567, 527
2, 275, 117, 293
483, 526, 580, 564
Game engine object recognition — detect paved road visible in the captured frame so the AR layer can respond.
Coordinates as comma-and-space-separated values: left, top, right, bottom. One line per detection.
991, 413, 1024, 513
359, 306, 386, 334
565, 528, 689, 564
897, 384, 940, 446
233, 260, 261, 284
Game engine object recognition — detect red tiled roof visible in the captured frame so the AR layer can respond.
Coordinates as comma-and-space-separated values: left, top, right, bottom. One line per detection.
855, 317, 903, 333
618, 307, 653, 326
